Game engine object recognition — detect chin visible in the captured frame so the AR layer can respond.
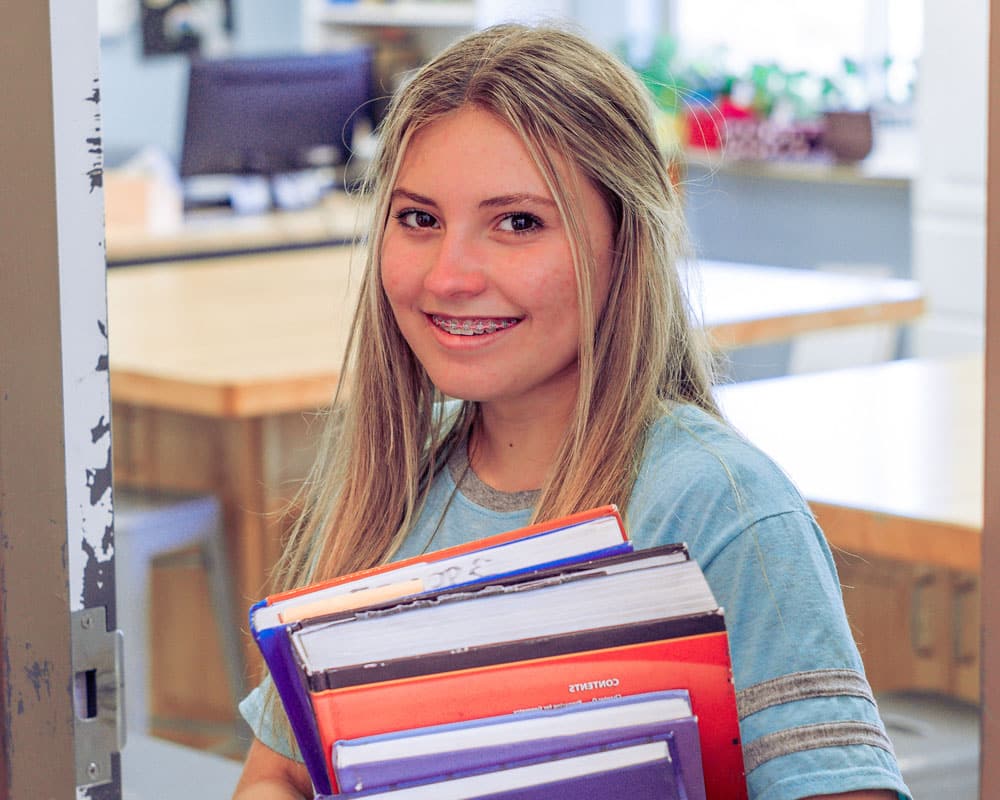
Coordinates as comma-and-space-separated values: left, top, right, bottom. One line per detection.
419, 365, 489, 402
426, 376, 500, 404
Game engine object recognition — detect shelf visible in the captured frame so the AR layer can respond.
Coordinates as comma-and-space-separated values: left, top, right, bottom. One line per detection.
312, 1, 476, 28
679, 123, 916, 189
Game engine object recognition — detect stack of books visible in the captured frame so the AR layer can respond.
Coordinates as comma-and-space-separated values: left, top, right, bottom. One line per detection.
249, 506, 747, 799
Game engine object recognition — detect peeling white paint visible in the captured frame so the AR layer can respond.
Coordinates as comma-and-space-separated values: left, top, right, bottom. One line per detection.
48, 1, 120, 796
49, 0, 115, 621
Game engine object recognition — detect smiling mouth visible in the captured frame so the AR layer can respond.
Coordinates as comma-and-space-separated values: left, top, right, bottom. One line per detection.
430, 315, 521, 336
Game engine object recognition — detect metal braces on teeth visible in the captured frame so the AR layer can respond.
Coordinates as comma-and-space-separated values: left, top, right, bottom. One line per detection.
432, 315, 519, 336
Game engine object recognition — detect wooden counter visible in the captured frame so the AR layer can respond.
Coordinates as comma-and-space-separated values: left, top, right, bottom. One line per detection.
106, 190, 367, 266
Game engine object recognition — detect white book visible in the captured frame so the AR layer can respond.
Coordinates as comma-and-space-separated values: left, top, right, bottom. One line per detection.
253, 509, 631, 630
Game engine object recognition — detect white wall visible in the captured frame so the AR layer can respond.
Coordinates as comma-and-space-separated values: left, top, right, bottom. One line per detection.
911, 0, 988, 356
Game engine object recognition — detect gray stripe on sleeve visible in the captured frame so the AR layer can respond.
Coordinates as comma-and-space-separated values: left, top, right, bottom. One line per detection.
736, 668, 876, 719
743, 720, 896, 773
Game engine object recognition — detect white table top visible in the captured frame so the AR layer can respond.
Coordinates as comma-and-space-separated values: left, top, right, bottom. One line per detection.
715, 355, 983, 571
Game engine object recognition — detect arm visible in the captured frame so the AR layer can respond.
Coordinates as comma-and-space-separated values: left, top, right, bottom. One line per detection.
232, 739, 314, 800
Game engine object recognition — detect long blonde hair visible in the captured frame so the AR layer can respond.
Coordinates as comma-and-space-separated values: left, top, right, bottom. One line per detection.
269, 23, 718, 595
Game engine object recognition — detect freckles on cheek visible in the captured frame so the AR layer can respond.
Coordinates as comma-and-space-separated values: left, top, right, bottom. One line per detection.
518, 255, 578, 298
536, 269, 582, 313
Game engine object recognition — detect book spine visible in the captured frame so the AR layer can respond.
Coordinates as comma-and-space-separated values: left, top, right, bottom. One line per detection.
253, 620, 332, 796
311, 632, 744, 800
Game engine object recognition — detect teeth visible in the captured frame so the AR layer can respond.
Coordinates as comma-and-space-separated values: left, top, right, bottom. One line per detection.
431, 315, 520, 336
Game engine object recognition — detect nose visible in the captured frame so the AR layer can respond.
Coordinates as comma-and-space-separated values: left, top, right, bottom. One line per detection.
422, 230, 488, 298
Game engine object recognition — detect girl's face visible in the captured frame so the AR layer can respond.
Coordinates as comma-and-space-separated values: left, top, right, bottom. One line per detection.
380, 106, 615, 416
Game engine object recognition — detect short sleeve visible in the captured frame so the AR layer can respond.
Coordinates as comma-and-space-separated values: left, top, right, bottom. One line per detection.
707, 510, 909, 800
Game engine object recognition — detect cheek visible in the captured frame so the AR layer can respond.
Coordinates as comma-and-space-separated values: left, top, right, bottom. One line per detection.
510, 239, 577, 292
524, 251, 582, 314
380, 242, 412, 306
380, 259, 401, 300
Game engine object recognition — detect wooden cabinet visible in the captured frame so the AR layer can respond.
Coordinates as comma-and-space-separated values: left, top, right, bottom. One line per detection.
113, 401, 322, 752
835, 551, 980, 704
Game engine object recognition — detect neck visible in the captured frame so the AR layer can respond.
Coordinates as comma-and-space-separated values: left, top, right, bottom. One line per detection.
469, 398, 575, 493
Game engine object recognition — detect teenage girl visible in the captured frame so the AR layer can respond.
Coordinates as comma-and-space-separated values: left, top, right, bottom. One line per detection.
233, 24, 910, 800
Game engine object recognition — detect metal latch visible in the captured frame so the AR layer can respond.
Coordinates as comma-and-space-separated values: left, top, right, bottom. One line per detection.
72, 607, 126, 788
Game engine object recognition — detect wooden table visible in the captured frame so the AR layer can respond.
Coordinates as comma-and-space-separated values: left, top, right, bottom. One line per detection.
715, 356, 983, 701
692, 259, 924, 350
715, 355, 983, 572
107, 247, 925, 417
104, 245, 925, 735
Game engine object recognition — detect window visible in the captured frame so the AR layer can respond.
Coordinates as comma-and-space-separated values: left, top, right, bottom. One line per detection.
628, 0, 921, 110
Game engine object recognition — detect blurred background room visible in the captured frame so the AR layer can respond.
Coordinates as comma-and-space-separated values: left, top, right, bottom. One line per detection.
95, 2, 986, 797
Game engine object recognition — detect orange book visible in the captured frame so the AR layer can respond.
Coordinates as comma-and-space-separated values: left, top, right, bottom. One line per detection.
308, 626, 744, 800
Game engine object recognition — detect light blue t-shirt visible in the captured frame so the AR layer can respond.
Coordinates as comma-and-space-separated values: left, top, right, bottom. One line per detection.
241, 404, 911, 800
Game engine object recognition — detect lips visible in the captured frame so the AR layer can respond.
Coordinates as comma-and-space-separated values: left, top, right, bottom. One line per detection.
430, 315, 521, 336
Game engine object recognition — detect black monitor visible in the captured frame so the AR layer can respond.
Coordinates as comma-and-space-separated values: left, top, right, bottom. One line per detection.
179, 48, 374, 207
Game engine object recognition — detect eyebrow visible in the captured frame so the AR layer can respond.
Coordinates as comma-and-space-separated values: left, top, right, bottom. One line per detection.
390, 188, 438, 208
390, 188, 556, 210
478, 193, 557, 210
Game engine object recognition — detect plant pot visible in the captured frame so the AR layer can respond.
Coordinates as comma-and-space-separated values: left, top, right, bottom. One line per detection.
820, 110, 875, 162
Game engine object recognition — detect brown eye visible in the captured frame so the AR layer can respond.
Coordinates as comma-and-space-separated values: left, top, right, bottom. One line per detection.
499, 213, 543, 234
396, 210, 439, 229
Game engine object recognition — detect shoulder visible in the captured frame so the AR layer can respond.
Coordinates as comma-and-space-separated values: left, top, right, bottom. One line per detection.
627, 404, 812, 564
639, 404, 802, 505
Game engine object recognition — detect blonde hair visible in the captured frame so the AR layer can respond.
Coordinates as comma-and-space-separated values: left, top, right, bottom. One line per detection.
269, 22, 719, 595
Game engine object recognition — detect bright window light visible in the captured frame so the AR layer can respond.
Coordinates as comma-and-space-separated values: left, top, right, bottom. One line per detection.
674, 1, 867, 75
669, 0, 921, 106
